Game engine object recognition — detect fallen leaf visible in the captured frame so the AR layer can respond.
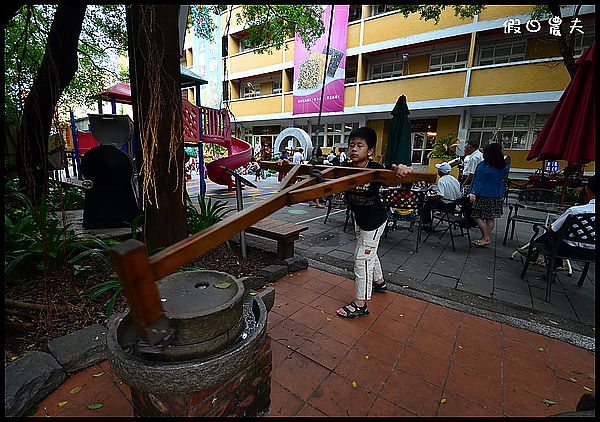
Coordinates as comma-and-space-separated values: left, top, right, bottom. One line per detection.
399, 314, 404, 317
92, 372, 104, 377
589, 374, 595, 379
58, 401, 68, 407
485, 276, 492, 280
214, 282, 231, 289
87, 403, 103, 410
351, 381, 358, 388
326, 317, 332, 321
10, 356, 17, 361
458, 345, 463, 349
568, 377, 578, 383
538, 347, 544, 352
549, 320, 558, 325
542, 399, 557, 406
440, 398, 447, 404
249, 292, 258, 296
583, 386, 593, 392
364, 355, 369, 360
69, 387, 82, 394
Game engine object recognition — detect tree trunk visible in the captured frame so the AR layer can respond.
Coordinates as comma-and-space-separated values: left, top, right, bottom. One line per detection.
16, 4, 87, 204
549, 4, 576, 79
126, 5, 187, 252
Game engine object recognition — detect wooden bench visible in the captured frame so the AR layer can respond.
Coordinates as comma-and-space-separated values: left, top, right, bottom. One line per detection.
245, 217, 308, 259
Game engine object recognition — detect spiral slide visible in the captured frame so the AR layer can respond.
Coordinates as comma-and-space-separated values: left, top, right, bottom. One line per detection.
204, 136, 253, 187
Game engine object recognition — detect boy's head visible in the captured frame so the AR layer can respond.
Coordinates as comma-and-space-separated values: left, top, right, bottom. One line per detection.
348, 127, 377, 149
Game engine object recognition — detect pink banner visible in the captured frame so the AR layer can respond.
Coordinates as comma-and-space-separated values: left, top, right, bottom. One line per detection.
293, 5, 349, 115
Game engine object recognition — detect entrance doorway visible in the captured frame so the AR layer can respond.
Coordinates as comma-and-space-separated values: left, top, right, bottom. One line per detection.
411, 132, 436, 165
252, 135, 274, 160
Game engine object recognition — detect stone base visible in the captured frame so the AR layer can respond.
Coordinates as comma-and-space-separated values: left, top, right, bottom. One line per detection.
129, 335, 272, 416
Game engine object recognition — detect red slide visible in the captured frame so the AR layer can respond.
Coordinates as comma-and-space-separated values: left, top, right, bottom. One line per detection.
204, 136, 252, 186
181, 99, 253, 189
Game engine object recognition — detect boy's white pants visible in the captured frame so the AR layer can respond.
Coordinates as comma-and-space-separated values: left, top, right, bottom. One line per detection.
353, 219, 386, 302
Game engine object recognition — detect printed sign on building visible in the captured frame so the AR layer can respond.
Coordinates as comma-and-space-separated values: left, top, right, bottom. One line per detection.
293, 5, 349, 115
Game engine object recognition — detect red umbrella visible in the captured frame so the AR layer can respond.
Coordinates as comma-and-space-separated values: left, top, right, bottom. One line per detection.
527, 42, 595, 164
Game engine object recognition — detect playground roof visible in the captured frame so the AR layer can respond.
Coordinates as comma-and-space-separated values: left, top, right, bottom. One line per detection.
95, 67, 207, 103
180, 66, 208, 88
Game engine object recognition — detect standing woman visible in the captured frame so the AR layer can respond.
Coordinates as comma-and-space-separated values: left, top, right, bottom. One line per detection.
467, 142, 509, 248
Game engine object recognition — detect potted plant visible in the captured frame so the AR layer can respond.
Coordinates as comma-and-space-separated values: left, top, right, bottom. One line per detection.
427, 131, 459, 179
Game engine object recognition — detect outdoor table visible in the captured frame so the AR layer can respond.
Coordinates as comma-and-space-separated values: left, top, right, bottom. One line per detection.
510, 201, 573, 275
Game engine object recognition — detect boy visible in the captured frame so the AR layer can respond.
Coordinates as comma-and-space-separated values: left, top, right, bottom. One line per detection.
336, 127, 412, 318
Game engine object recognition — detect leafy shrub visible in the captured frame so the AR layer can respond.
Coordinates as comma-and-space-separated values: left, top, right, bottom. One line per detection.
428, 131, 458, 159
187, 194, 234, 234
4, 183, 116, 278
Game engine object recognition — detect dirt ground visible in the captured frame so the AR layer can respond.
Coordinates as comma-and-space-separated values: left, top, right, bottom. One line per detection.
4, 242, 278, 366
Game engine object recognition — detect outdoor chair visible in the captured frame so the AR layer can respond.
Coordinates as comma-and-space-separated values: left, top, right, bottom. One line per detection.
324, 192, 353, 232
503, 188, 561, 245
380, 187, 426, 252
423, 196, 472, 252
520, 213, 595, 303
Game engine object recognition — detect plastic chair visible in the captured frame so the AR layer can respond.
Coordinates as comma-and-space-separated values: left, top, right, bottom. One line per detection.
423, 196, 472, 252
381, 187, 426, 252
520, 213, 595, 303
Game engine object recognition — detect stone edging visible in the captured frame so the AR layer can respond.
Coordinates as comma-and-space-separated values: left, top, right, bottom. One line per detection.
4, 255, 308, 417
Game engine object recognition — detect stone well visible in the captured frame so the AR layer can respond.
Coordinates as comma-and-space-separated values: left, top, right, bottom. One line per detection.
106, 270, 272, 416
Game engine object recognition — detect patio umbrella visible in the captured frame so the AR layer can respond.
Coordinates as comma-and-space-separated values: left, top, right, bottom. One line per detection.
384, 95, 412, 168
526, 42, 595, 204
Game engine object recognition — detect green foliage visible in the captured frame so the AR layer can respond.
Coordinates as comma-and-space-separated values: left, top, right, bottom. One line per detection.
46, 179, 85, 211
235, 5, 325, 54
388, 5, 486, 24
186, 194, 234, 235
4, 180, 117, 278
428, 132, 458, 159
4, 5, 127, 123
82, 279, 122, 316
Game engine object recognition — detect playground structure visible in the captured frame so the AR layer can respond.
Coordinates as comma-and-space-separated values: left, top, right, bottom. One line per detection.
63, 68, 252, 192
181, 99, 252, 190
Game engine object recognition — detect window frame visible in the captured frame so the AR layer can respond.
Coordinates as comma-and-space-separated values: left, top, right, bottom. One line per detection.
369, 57, 404, 80
467, 112, 550, 150
477, 40, 527, 66
428, 49, 469, 72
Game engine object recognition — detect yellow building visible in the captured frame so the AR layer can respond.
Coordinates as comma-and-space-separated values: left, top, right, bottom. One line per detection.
217, 5, 595, 177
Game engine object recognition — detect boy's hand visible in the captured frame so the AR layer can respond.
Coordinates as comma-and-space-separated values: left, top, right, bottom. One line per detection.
391, 164, 413, 178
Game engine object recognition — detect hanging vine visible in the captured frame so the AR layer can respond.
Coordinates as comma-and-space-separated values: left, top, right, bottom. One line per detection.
134, 6, 184, 209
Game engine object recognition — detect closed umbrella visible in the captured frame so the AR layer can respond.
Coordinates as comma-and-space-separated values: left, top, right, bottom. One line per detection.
527, 42, 595, 203
384, 95, 412, 168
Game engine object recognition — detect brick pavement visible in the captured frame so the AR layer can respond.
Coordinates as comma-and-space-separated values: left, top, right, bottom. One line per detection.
33, 267, 595, 417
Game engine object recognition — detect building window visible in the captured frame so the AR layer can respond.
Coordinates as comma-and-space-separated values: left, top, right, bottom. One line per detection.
429, 50, 469, 72
371, 5, 393, 16
222, 36, 229, 57
345, 58, 358, 83
185, 48, 194, 67
477, 40, 527, 66
239, 37, 255, 53
313, 122, 359, 148
272, 79, 282, 94
573, 30, 595, 56
242, 81, 260, 98
468, 113, 550, 150
370, 59, 404, 80
349, 5, 362, 22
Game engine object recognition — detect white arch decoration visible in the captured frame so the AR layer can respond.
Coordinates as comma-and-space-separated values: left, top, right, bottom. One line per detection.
273, 127, 313, 160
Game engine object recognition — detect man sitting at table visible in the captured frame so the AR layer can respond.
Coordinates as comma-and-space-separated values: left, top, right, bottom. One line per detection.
522, 174, 596, 272
422, 162, 461, 232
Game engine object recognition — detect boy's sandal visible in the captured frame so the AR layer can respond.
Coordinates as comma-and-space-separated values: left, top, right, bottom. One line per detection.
337, 301, 369, 318
373, 280, 388, 292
